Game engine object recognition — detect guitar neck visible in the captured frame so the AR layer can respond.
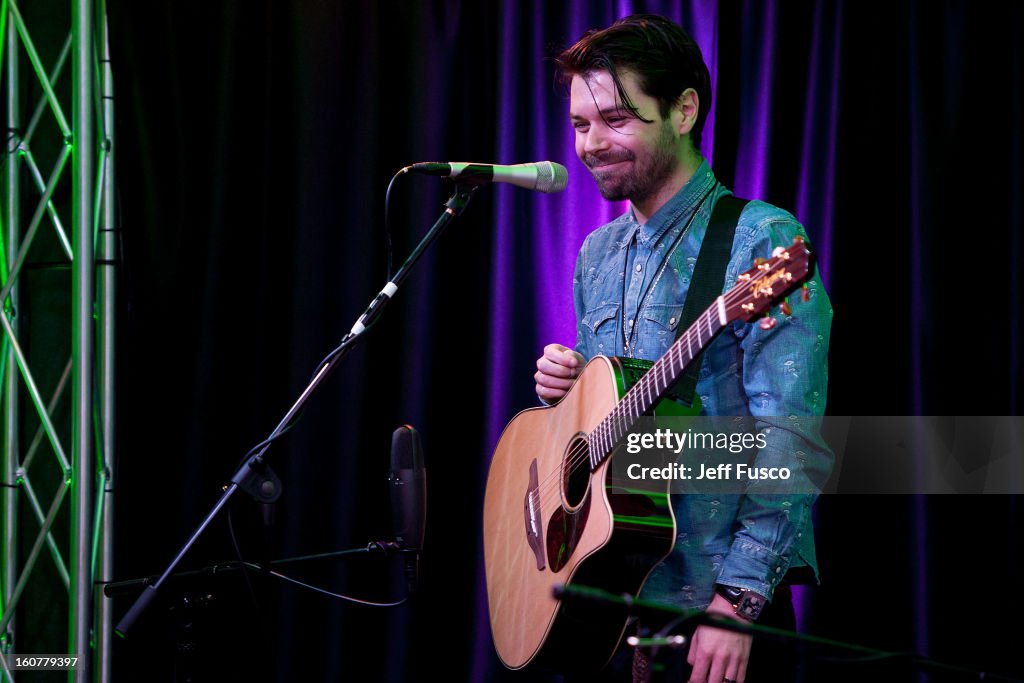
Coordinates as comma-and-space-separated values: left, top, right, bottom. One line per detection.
579, 237, 814, 473
586, 301, 727, 470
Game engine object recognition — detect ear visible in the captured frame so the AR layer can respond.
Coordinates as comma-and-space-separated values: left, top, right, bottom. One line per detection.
674, 88, 700, 136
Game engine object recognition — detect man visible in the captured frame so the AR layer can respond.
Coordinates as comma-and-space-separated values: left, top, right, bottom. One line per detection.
534, 14, 833, 683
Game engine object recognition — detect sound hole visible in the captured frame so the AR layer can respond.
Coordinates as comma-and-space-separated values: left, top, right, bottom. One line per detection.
562, 434, 591, 509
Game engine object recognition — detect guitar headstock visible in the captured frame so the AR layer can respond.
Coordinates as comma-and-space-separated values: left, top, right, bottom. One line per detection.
725, 237, 814, 323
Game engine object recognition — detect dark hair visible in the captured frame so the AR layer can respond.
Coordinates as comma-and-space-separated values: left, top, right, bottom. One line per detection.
554, 14, 712, 149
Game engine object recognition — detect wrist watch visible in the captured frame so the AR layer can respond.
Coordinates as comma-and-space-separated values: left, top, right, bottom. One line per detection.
714, 584, 766, 622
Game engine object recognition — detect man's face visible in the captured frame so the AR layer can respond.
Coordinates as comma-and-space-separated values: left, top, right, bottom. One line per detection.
569, 70, 679, 205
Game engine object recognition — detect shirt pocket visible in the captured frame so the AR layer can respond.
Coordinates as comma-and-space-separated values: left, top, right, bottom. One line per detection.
640, 303, 684, 354
580, 302, 619, 356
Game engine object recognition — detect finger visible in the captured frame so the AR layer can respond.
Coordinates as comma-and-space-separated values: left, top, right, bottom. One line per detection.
560, 348, 583, 367
544, 344, 582, 368
536, 383, 567, 402
537, 356, 577, 379
543, 343, 570, 361
686, 629, 699, 667
534, 370, 575, 391
687, 633, 710, 683
735, 653, 748, 683
687, 656, 711, 683
707, 652, 728, 683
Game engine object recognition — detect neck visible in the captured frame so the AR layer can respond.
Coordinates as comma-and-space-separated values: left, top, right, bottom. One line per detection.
631, 152, 703, 225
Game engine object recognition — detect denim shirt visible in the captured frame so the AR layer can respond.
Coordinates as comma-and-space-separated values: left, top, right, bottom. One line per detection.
572, 160, 833, 609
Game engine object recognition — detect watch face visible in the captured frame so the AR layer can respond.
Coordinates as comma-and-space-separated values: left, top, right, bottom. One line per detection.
737, 593, 765, 621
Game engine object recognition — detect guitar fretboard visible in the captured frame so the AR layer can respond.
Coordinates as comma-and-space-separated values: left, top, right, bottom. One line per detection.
585, 299, 727, 470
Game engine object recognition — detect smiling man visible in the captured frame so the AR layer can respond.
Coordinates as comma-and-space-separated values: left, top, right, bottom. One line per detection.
534, 14, 833, 683
570, 69, 699, 225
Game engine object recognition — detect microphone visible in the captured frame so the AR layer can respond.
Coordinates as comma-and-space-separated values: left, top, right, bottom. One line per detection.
407, 161, 568, 193
389, 425, 426, 595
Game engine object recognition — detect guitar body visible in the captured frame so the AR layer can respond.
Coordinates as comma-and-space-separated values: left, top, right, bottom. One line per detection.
483, 356, 677, 673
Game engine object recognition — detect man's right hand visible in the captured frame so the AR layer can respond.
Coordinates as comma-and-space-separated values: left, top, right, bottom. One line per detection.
535, 343, 586, 404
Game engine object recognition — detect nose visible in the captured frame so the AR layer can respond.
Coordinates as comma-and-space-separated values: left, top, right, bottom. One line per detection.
579, 123, 611, 159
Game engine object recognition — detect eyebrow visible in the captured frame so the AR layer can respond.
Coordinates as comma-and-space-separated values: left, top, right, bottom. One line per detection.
569, 106, 632, 122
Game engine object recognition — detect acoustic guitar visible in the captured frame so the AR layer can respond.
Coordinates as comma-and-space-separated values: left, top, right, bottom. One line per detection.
483, 238, 813, 672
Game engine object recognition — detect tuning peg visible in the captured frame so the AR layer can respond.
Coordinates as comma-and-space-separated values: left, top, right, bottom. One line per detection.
780, 299, 792, 316
759, 316, 777, 330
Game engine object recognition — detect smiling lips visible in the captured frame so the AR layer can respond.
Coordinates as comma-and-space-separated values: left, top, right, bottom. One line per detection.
586, 154, 633, 170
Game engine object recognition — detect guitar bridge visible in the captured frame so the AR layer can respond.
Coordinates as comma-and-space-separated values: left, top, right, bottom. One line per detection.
524, 459, 546, 570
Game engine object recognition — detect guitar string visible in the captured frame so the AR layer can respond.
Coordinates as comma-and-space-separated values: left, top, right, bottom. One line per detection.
536, 251, 806, 505
532, 265, 795, 512
532, 309, 715, 511
530, 253, 806, 512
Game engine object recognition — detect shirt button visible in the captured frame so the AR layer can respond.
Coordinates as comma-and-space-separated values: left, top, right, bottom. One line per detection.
628, 319, 634, 328
669, 317, 676, 326
635, 264, 642, 272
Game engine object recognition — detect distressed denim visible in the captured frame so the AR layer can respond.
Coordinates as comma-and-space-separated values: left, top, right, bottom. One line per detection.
572, 160, 833, 609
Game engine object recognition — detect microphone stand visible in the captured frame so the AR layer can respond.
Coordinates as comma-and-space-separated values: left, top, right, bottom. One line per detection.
115, 184, 479, 637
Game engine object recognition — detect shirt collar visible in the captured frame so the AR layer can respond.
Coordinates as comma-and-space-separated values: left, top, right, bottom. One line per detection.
632, 158, 716, 247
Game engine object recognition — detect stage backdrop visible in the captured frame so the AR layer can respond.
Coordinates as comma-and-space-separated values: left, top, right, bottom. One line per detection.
105, 1, 1021, 681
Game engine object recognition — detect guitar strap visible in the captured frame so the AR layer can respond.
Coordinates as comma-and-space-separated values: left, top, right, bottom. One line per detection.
671, 194, 748, 408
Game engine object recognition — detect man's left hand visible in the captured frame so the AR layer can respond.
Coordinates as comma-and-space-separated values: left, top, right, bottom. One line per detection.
685, 593, 754, 683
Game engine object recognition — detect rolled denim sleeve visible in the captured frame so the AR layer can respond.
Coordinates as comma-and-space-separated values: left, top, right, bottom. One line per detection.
713, 210, 834, 600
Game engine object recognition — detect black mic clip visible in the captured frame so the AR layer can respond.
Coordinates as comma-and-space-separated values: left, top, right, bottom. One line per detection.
233, 454, 283, 505
408, 162, 491, 188
366, 539, 401, 554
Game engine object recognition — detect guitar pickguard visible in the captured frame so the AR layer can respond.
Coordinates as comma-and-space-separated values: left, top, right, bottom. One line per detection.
545, 486, 591, 573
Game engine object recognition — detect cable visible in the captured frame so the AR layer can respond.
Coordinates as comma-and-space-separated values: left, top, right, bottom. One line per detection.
248, 562, 408, 608
227, 502, 409, 610
227, 504, 264, 618
384, 166, 411, 280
